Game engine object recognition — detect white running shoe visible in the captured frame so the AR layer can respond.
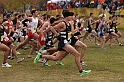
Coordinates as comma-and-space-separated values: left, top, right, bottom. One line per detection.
39, 50, 47, 54
38, 59, 44, 63
2, 63, 12, 68
17, 58, 24, 63
95, 43, 100, 46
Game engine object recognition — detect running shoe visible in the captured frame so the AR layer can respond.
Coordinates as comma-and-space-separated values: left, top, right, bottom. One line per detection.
95, 43, 100, 46
16, 51, 21, 55
17, 58, 24, 63
80, 70, 91, 76
56, 62, 64, 65
2, 63, 12, 68
8, 56, 11, 59
42, 63, 51, 66
38, 59, 44, 63
34, 53, 41, 64
119, 43, 123, 46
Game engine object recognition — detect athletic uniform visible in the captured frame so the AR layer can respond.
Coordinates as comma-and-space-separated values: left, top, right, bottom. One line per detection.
86, 20, 93, 33
95, 20, 100, 33
0, 26, 4, 44
74, 20, 81, 36
28, 17, 38, 38
70, 21, 79, 46
99, 22, 106, 38
57, 21, 70, 51
46, 32, 54, 49
2, 21, 14, 46
22, 19, 29, 37
109, 21, 117, 34
12, 20, 23, 41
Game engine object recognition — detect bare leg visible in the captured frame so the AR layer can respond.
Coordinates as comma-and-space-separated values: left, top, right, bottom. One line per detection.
63, 44, 82, 71
82, 31, 89, 42
74, 41, 87, 61
117, 31, 122, 38
42, 51, 66, 61
101, 36, 106, 48
9, 44, 18, 60
0, 44, 10, 63
16, 37, 30, 50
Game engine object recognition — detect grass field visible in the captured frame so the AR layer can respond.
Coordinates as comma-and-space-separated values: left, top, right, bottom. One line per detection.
0, 28, 124, 82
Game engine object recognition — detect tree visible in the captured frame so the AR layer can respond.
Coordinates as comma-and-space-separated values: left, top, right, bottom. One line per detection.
4, 0, 41, 12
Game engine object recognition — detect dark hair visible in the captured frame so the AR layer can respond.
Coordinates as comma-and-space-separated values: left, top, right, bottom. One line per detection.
75, 14, 78, 17
62, 9, 69, 15
70, 12, 74, 16
109, 16, 112, 19
31, 10, 37, 15
50, 17, 56, 24
46, 15, 51, 19
43, 14, 47, 16
112, 15, 116, 18
56, 15, 61, 20
81, 15, 85, 18
15, 13, 19, 16
22, 14, 25, 18
18, 15, 22, 19
56, 15, 61, 18
90, 13, 93, 16
3, 13, 6, 18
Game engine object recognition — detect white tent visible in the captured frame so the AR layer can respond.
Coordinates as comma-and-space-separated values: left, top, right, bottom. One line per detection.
47, 0, 71, 3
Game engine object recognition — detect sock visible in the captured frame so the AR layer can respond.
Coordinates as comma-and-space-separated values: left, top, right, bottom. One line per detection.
79, 70, 83, 73
3, 62, 6, 64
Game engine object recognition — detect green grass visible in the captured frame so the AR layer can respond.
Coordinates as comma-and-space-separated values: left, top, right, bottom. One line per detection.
0, 28, 124, 82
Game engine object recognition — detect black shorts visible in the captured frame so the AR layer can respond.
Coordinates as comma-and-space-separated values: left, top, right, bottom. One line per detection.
46, 39, 53, 47
74, 32, 81, 36
69, 36, 78, 46
22, 29, 27, 36
10, 32, 14, 37
95, 29, 98, 33
109, 30, 114, 34
115, 30, 118, 33
86, 26, 92, 33
58, 40, 65, 51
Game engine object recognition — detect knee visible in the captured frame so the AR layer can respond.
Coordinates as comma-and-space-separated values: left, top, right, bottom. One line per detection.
6, 47, 10, 51
75, 52, 80, 57
84, 45, 87, 50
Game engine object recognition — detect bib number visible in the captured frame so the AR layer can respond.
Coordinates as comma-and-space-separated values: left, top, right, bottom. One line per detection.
33, 27, 37, 33
68, 32, 72, 40
1, 35, 4, 41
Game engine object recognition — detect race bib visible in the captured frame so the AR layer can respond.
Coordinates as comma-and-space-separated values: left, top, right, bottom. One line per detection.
9, 28, 12, 34
1, 35, 4, 41
33, 27, 37, 33
68, 32, 72, 40
24, 27, 27, 31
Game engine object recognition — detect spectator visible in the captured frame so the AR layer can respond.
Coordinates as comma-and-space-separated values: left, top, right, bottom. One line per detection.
105, 5, 110, 13
68, 4, 72, 10
79, 0, 83, 8
90, 0, 95, 8
97, 2, 102, 9
75, 1, 80, 8
60, 0, 66, 8
111, 6, 116, 15
115, 8, 121, 16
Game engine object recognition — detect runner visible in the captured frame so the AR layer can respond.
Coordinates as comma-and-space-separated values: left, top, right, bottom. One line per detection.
34, 10, 91, 76
0, 17, 12, 67
16, 10, 39, 51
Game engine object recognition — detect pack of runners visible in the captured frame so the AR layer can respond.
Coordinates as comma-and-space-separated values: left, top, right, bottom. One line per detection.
0, 10, 123, 76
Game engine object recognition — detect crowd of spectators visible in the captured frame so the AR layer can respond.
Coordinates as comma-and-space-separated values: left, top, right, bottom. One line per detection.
41, 0, 124, 16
